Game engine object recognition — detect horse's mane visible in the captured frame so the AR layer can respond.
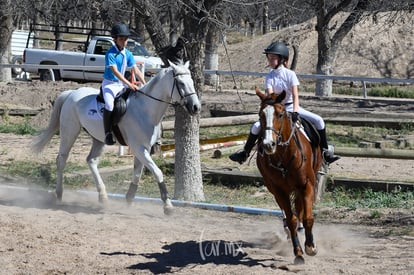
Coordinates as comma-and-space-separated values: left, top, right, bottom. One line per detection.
140, 60, 188, 94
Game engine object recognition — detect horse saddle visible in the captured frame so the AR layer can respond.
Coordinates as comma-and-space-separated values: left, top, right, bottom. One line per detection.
97, 87, 133, 145
299, 118, 320, 148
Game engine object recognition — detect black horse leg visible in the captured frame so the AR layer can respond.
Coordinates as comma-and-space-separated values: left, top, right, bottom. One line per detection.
158, 181, 169, 202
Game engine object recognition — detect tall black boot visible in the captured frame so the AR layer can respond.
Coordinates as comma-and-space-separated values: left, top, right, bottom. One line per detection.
229, 133, 259, 164
103, 109, 115, 145
318, 128, 340, 164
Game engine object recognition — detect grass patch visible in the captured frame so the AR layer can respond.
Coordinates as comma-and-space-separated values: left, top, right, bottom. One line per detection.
333, 85, 414, 99
320, 187, 414, 209
0, 119, 38, 135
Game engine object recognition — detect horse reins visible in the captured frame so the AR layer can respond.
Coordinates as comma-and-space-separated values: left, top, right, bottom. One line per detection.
135, 69, 195, 106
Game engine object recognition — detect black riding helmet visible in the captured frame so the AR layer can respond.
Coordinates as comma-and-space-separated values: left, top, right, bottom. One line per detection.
111, 22, 131, 37
263, 42, 289, 60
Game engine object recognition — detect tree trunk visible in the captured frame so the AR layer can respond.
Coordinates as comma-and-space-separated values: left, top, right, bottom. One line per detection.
262, 2, 269, 34
314, 0, 369, 97
133, 10, 146, 43
131, 0, 170, 63
204, 23, 219, 86
173, 105, 204, 201
130, 0, 221, 201
0, 0, 12, 82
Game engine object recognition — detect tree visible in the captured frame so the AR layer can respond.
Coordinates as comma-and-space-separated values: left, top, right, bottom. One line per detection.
0, 0, 13, 82
313, 0, 369, 96
311, 0, 413, 96
131, 0, 221, 201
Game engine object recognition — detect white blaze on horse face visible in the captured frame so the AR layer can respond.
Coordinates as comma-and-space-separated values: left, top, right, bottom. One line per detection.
262, 105, 277, 154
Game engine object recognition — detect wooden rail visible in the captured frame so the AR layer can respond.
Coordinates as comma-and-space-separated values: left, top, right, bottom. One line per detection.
161, 114, 414, 130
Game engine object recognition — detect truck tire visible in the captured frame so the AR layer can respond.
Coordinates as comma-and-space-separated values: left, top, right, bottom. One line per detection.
39, 69, 61, 81
11, 56, 23, 76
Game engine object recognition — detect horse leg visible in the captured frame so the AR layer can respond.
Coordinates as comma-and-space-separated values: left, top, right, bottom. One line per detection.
125, 157, 144, 204
56, 152, 68, 202
273, 191, 304, 264
86, 138, 107, 203
55, 126, 80, 202
131, 145, 173, 215
281, 210, 291, 239
303, 181, 317, 256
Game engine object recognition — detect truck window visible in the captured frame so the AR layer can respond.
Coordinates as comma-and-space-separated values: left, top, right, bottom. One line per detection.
94, 40, 112, 55
127, 41, 151, 57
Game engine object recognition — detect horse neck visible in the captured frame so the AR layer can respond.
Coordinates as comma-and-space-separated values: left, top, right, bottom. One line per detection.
135, 69, 173, 123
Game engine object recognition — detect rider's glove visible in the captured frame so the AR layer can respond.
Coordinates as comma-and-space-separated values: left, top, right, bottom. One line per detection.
291, 112, 299, 123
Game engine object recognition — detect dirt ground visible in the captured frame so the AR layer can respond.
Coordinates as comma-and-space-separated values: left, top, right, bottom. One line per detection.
0, 78, 413, 274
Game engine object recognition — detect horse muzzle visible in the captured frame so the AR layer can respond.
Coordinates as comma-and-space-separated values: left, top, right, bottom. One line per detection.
262, 139, 277, 155
185, 94, 201, 115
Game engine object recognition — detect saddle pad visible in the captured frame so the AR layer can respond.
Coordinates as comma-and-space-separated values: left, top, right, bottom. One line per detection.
86, 99, 104, 120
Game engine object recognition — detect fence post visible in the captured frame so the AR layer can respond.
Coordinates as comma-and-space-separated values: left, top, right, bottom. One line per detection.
362, 81, 367, 98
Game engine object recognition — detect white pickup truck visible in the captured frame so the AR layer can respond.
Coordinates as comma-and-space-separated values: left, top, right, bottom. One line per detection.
23, 36, 163, 82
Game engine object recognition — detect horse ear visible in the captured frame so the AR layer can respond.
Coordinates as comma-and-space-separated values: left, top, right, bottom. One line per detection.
255, 87, 265, 100
276, 90, 286, 103
168, 59, 176, 68
184, 60, 190, 68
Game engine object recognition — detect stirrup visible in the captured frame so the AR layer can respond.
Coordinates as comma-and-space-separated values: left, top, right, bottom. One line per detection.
229, 151, 248, 164
105, 132, 115, 145
323, 151, 340, 164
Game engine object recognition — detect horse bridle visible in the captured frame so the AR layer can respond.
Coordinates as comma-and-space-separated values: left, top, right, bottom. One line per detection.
264, 108, 296, 147
136, 69, 196, 106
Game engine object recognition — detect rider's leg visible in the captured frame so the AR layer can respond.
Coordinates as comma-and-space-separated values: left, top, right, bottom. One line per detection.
103, 108, 115, 145
318, 128, 340, 164
294, 106, 340, 165
102, 86, 117, 145
229, 121, 260, 164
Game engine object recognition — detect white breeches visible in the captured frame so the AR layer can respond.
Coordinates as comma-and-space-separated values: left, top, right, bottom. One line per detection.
102, 79, 126, 111
250, 105, 325, 135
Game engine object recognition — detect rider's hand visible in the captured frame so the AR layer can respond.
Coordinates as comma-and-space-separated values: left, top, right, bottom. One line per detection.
291, 112, 299, 123
129, 83, 139, 91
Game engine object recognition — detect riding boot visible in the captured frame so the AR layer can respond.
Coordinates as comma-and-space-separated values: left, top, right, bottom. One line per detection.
318, 128, 340, 164
103, 109, 115, 145
229, 132, 259, 164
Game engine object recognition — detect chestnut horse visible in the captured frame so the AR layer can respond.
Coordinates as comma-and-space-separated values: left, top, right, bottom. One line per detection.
255, 88, 323, 264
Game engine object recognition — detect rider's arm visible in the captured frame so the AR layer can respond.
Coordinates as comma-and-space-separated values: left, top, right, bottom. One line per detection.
132, 65, 146, 86
109, 65, 139, 90
292, 85, 299, 113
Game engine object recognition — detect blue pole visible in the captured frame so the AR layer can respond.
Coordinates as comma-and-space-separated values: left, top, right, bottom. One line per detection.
77, 190, 283, 217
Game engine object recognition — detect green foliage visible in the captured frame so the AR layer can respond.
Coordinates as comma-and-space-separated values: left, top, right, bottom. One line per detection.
334, 85, 414, 99
0, 118, 38, 135
321, 187, 414, 209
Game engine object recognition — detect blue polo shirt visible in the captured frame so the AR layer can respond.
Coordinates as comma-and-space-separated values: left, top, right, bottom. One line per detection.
103, 45, 135, 81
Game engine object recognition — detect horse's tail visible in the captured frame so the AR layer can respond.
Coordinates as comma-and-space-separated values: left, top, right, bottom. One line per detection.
32, 90, 73, 154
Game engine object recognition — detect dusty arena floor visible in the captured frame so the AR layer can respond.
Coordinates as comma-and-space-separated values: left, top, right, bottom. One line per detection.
0, 80, 413, 274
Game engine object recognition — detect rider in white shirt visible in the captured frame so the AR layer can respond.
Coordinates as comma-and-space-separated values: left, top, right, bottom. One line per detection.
229, 41, 340, 165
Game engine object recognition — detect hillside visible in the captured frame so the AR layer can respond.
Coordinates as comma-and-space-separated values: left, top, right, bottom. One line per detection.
218, 12, 414, 80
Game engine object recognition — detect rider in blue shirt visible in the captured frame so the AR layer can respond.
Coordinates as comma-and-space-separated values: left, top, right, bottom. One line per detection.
102, 22, 146, 145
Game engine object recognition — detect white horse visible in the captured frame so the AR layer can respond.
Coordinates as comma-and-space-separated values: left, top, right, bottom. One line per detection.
32, 60, 201, 214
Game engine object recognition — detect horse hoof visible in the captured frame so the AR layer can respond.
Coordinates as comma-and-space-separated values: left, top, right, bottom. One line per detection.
305, 244, 317, 256
99, 194, 108, 204
126, 184, 138, 202
294, 255, 305, 265
163, 205, 174, 216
